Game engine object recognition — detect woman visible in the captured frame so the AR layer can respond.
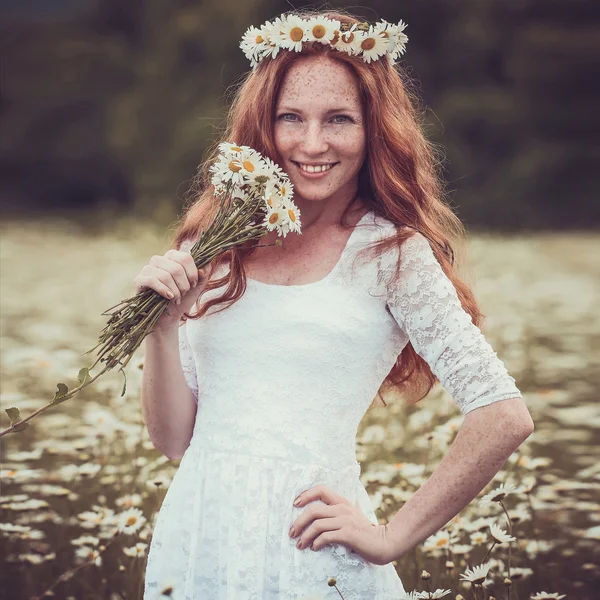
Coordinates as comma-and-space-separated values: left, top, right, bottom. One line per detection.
137, 9, 534, 600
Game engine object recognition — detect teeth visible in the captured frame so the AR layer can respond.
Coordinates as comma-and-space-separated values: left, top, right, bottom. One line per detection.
298, 163, 334, 173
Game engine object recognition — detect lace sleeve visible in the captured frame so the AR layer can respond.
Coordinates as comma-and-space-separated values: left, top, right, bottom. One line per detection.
178, 320, 199, 405
381, 232, 523, 414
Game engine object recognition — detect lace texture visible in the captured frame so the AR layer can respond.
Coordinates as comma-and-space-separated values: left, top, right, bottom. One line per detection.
144, 446, 407, 600
178, 320, 199, 404
374, 227, 523, 414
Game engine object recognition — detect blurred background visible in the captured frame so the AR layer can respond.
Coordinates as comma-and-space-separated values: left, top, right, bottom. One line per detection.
1, 2, 599, 600
1, 0, 599, 230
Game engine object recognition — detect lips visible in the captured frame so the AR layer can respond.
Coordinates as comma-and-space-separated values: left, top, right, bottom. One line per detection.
292, 161, 339, 176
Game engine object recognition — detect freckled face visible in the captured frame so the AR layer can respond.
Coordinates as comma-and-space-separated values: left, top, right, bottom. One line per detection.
274, 54, 367, 205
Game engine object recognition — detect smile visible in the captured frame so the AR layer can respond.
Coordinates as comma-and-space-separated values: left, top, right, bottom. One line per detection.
293, 161, 339, 175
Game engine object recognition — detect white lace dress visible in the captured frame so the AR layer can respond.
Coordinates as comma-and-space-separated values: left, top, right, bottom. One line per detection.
143, 211, 523, 600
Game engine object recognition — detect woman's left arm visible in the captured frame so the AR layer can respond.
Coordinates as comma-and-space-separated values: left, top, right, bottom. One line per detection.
380, 230, 534, 559
384, 396, 533, 561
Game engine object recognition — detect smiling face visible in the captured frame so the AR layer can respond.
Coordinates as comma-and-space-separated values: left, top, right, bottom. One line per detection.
273, 54, 367, 210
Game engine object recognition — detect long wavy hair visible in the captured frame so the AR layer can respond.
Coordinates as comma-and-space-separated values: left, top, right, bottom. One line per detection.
170, 8, 484, 408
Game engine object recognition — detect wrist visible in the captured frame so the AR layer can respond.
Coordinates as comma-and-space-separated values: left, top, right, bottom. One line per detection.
147, 320, 180, 341
384, 511, 415, 561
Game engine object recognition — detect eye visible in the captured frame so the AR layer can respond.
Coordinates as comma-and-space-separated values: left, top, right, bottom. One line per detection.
331, 114, 353, 124
278, 113, 299, 122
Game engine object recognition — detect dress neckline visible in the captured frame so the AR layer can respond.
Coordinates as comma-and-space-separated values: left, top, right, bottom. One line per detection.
246, 209, 374, 290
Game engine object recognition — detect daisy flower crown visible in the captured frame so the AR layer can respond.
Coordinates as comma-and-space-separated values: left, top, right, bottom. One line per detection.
240, 14, 408, 68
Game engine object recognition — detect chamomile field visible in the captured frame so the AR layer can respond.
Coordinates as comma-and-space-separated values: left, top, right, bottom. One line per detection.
1, 218, 598, 600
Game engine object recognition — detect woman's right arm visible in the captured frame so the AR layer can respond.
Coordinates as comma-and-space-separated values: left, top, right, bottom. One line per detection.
141, 325, 198, 460
134, 241, 208, 460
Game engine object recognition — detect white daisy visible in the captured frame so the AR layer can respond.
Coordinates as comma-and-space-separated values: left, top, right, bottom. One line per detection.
451, 544, 473, 555
0, 523, 30, 534
77, 510, 108, 528
232, 148, 269, 186
459, 562, 492, 585
508, 505, 531, 524
259, 18, 286, 62
357, 26, 389, 63
210, 155, 247, 189
276, 15, 309, 52
422, 530, 459, 554
262, 156, 286, 182
123, 542, 148, 557
117, 507, 146, 535
277, 178, 294, 204
509, 567, 534, 580
281, 200, 301, 234
264, 206, 291, 237
464, 516, 495, 532
336, 24, 363, 55
530, 593, 566, 600
390, 20, 409, 61
75, 545, 102, 567
470, 531, 487, 545
373, 20, 399, 53
304, 16, 341, 45
263, 184, 285, 212
218, 142, 250, 156
489, 523, 516, 544
240, 26, 265, 65
115, 493, 143, 509
480, 482, 518, 505
71, 534, 99, 547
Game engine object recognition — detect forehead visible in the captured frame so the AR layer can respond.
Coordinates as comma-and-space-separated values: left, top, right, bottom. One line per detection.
276, 55, 361, 109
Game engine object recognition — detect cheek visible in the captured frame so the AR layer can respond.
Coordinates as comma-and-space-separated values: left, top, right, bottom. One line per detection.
339, 130, 366, 164
274, 126, 296, 154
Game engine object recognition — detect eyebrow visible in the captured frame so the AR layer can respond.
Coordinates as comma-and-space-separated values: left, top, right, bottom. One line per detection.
276, 106, 360, 115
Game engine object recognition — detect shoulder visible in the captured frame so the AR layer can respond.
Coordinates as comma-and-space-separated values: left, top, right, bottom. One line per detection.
369, 212, 429, 250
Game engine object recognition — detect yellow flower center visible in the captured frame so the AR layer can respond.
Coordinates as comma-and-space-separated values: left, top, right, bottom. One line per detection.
231, 146, 243, 152
228, 160, 242, 173
436, 537, 449, 547
290, 27, 304, 42
267, 197, 273, 207
281, 185, 286, 196
288, 209, 296, 222
382, 31, 389, 38
331, 31, 340, 45
269, 213, 279, 224
255, 35, 263, 44
126, 516, 137, 526
312, 25, 326, 39
341, 32, 354, 43
243, 160, 255, 172
361, 37, 376, 51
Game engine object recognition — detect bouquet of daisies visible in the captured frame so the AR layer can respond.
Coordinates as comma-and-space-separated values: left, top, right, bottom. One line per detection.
1, 143, 301, 437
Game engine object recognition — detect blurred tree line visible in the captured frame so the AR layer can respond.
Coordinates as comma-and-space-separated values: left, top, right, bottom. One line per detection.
0, 0, 598, 230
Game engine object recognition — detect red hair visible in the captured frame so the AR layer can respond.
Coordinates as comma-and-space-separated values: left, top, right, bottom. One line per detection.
171, 9, 484, 408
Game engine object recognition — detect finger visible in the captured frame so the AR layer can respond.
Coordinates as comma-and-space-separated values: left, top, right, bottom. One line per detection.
166, 248, 200, 288
310, 529, 343, 552
291, 503, 338, 537
149, 255, 190, 300
294, 484, 351, 507
295, 516, 343, 550
133, 273, 176, 301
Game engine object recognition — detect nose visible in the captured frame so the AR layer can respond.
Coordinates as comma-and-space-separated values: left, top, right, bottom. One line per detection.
299, 121, 328, 156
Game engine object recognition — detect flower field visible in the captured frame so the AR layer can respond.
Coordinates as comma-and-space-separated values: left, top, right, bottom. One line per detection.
1, 218, 598, 599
